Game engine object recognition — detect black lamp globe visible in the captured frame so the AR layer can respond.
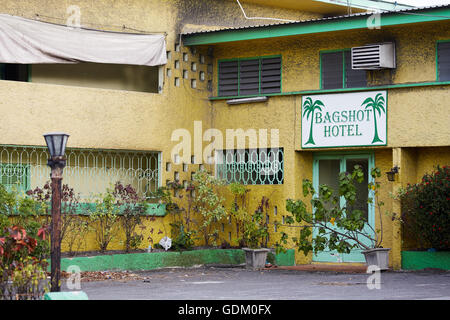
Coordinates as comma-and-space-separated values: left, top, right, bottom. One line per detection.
43, 132, 69, 158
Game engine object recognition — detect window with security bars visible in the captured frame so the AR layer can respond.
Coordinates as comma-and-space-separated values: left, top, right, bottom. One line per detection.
437, 41, 450, 82
218, 56, 281, 97
321, 50, 367, 89
0, 145, 161, 200
0, 164, 29, 192
216, 148, 284, 185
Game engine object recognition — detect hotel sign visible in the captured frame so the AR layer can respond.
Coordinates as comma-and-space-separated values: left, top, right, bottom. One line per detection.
301, 91, 387, 148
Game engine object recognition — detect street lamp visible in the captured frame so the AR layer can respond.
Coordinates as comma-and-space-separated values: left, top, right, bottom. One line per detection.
44, 132, 69, 292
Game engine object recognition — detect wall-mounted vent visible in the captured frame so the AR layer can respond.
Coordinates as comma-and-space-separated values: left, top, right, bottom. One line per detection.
351, 43, 396, 70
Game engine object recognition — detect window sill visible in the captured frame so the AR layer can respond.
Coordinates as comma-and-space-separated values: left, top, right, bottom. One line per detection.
226, 96, 268, 105
210, 81, 450, 101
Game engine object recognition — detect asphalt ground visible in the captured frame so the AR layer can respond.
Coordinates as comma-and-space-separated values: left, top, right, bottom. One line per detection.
73, 266, 450, 300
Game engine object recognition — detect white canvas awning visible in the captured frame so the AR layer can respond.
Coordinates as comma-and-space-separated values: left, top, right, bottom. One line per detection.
0, 14, 167, 66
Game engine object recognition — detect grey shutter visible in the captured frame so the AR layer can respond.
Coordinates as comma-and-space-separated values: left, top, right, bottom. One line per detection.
438, 42, 450, 81
218, 60, 238, 96
321, 52, 343, 89
261, 57, 281, 94
344, 51, 367, 88
239, 59, 260, 95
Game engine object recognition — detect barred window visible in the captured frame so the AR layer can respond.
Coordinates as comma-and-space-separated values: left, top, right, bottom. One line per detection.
0, 163, 29, 192
216, 148, 284, 185
218, 56, 281, 97
0, 145, 161, 200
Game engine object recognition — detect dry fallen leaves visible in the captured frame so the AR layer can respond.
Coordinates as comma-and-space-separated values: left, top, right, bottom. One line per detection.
58, 270, 149, 282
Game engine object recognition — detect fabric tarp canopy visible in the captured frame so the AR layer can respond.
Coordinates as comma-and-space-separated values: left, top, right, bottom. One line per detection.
0, 14, 167, 66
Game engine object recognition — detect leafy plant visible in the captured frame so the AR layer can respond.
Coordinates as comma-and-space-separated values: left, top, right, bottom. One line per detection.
242, 197, 269, 249
192, 170, 227, 247
88, 190, 119, 252
229, 182, 249, 246
0, 184, 49, 261
169, 221, 195, 251
277, 166, 390, 256
152, 180, 198, 249
229, 183, 269, 249
112, 182, 148, 252
0, 225, 49, 300
27, 182, 82, 255
399, 165, 449, 250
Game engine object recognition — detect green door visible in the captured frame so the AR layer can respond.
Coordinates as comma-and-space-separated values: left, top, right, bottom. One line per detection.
312, 153, 375, 263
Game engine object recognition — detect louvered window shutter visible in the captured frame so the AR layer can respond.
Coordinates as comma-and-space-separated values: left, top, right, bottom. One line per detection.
239, 59, 260, 95
261, 57, 281, 94
218, 60, 239, 96
219, 56, 281, 97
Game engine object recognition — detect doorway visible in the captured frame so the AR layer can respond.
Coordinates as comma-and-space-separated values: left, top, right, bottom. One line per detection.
312, 153, 375, 263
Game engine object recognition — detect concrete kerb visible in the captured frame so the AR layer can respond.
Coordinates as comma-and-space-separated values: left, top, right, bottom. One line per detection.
49, 249, 297, 272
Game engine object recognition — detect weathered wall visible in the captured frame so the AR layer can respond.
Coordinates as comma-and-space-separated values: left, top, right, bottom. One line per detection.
206, 20, 450, 268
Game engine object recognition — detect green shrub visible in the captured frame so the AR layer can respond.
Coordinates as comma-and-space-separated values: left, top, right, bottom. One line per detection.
400, 165, 450, 250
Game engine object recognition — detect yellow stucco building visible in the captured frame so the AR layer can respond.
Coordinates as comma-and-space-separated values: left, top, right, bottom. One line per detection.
0, 0, 449, 270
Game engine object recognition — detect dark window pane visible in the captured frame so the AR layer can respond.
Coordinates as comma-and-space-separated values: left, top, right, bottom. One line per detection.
345, 51, 367, 88
321, 52, 343, 89
0, 64, 28, 82
438, 42, 450, 81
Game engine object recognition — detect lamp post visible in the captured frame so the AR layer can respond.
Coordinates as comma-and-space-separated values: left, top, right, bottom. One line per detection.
44, 132, 69, 292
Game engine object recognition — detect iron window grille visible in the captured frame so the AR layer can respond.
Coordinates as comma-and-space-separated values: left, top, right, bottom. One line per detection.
0, 145, 161, 200
216, 148, 284, 185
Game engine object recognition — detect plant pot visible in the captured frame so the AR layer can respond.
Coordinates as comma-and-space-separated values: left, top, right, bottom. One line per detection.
242, 248, 270, 270
362, 248, 390, 271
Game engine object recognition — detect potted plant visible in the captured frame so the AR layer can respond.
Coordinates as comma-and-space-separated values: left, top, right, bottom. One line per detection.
229, 184, 270, 269
278, 166, 396, 270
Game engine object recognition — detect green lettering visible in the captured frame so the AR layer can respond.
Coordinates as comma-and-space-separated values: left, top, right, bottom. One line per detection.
365, 109, 372, 122
332, 111, 340, 123
331, 125, 339, 137
347, 124, 354, 136
315, 112, 323, 124
339, 124, 346, 136
357, 110, 365, 121
348, 110, 356, 122
324, 125, 331, 137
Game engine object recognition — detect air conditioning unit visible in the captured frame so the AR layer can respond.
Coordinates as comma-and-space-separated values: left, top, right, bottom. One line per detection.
351, 43, 396, 70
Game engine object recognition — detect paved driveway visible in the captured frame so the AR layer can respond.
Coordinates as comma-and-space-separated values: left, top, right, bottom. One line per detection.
74, 266, 450, 300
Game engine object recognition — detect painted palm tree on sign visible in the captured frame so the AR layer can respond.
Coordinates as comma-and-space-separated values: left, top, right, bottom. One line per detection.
303, 97, 324, 145
361, 93, 386, 144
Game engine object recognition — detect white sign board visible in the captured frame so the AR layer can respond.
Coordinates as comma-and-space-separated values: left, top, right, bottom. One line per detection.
301, 91, 387, 148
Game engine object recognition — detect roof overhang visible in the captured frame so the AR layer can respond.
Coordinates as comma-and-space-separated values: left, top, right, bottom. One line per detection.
183, 6, 450, 46
240, 0, 412, 14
